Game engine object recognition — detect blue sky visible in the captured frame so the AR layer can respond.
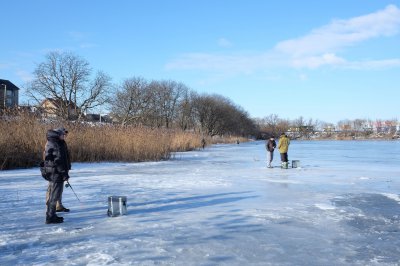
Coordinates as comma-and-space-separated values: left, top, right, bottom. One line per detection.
1, 0, 399, 123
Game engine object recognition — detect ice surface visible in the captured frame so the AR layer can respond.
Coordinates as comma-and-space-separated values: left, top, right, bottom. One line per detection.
0, 140, 399, 265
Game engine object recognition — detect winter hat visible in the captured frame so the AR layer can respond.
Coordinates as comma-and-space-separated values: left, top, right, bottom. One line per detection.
55, 127, 68, 135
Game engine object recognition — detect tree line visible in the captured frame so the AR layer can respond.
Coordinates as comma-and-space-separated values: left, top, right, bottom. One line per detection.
25, 51, 257, 138
110, 77, 257, 137
255, 115, 399, 139
22, 51, 398, 140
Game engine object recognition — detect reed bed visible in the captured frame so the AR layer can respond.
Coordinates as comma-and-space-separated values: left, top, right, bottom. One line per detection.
0, 112, 246, 170
69, 125, 186, 162
209, 135, 249, 144
0, 114, 45, 169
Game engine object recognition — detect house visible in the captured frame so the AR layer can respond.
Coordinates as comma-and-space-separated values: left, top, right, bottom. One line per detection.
40, 98, 79, 119
0, 79, 19, 109
322, 125, 336, 132
361, 121, 374, 132
373, 120, 398, 134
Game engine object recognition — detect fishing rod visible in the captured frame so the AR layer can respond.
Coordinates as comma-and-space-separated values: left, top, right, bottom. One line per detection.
66, 180, 81, 202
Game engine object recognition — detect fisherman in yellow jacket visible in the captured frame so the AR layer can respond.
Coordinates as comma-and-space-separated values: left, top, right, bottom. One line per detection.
278, 133, 290, 168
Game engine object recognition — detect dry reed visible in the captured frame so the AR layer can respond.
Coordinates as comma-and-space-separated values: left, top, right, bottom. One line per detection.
0, 112, 245, 170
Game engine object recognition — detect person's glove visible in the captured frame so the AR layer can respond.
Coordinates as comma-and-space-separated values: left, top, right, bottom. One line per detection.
63, 173, 70, 181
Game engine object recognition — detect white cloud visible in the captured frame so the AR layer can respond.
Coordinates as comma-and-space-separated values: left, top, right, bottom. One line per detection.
166, 5, 400, 73
291, 53, 346, 69
344, 58, 400, 70
275, 4, 400, 56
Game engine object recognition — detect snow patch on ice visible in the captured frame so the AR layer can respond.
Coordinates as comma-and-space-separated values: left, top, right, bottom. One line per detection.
265, 179, 302, 184
50, 227, 66, 234
0, 233, 12, 247
314, 203, 336, 210
382, 193, 400, 203
86, 253, 116, 265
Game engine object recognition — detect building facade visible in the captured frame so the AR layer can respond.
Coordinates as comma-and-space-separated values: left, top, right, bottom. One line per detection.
40, 98, 79, 119
0, 79, 19, 109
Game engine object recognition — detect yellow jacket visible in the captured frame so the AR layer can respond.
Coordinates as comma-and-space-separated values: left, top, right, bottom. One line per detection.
278, 135, 290, 153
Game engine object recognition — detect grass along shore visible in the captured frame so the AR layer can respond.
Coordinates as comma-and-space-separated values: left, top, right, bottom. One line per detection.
0, 114, 247, 170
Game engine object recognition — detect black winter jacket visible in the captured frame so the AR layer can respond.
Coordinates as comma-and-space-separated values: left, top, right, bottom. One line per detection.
266, 139, 276, 152
44, 130, 70, 182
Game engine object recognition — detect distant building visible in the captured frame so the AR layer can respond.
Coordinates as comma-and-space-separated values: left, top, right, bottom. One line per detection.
40, 98, 79, 119
323, 125, 336, 132
0, 79, 19, 109
373, 120, 397, 134
361, 122, 374, 132
340, 124, 351, 131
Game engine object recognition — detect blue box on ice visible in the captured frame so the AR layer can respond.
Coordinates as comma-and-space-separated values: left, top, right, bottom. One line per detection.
107, 196, 127, 217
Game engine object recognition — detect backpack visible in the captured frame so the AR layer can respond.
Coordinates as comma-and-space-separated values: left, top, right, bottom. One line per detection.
39, 161, 52, 181
40, 141, 54, 181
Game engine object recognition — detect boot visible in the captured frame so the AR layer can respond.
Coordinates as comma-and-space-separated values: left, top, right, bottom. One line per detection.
56, 207, 70, 212
46, 215, 64, 224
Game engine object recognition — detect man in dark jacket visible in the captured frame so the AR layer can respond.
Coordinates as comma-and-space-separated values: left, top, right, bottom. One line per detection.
44, 129, 70, 224
266, 136, 276, 168
54, 127, 71, 212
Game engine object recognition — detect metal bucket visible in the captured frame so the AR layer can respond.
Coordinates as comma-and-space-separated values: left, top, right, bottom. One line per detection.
292, 160, 300, 168
107, 196, 127, 217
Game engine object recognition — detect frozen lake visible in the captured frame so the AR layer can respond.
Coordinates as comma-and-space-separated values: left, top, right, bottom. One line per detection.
1, 140, 400, 265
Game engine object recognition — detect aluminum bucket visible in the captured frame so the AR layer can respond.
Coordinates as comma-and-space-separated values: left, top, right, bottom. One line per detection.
107, 196, 127, 217
292, 160, 300, 168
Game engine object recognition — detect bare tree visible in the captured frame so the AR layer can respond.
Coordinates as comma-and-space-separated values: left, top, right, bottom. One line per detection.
193, 94, 220, 136
26, 51, 112, 120
263, 114, 280, 136
110, 77, 151, 126
352, 119, 365, 132
276, 119, 290, 136
390, 118, 398, 135
292, 116, 306, 138
110, 77, 257, 136
177, 90, 197, 131
148, 80, 187, 128
193, 93, 256, 137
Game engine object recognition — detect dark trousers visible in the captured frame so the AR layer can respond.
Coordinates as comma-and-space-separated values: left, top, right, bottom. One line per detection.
46, 181, 63, 218
280, 153, 288, 162
46, 181, 65, 210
